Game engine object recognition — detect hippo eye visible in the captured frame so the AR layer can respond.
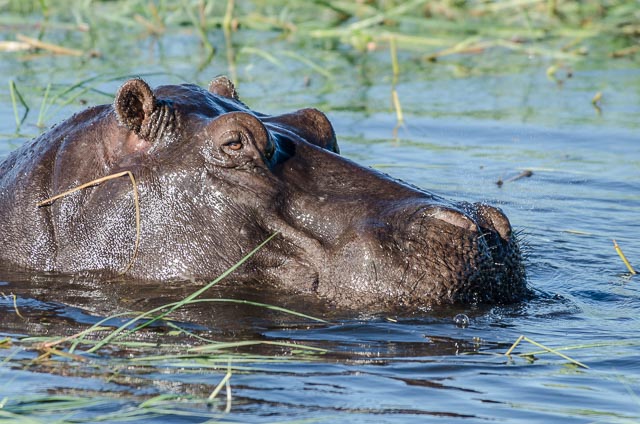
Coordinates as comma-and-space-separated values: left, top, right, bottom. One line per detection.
225, 140, 243, 151
221, 131, 243, 151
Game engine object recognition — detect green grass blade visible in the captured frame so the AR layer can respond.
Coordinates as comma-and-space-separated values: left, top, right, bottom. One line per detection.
86, 233, 279, 353
9, 80, 29, 131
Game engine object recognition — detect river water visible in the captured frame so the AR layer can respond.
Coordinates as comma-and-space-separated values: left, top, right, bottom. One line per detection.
0, 24, 639, 423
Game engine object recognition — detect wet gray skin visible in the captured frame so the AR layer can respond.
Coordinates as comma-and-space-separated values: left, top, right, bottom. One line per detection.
0, 77, 528, 311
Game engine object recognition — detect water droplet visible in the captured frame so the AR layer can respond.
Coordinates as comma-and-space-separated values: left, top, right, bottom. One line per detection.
453, 314, 469, 328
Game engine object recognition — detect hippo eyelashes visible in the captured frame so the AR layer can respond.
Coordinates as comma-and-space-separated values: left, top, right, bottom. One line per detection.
221, 132, 244, 151
0, 75, 528, 310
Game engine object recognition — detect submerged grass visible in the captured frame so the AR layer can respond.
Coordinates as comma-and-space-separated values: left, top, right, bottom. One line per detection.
0, 394, 233, 423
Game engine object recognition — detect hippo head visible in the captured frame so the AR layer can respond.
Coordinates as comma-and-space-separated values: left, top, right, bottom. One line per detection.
1, 76, 528, 311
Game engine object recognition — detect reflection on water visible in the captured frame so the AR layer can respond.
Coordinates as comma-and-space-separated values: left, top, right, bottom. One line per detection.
1, 28, 639, 424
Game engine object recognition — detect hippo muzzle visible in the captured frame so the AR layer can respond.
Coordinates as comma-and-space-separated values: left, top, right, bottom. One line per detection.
0, 76, 528, 311
266, 133, 527, 308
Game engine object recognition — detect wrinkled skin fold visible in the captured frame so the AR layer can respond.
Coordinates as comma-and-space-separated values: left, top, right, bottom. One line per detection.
0, 76, 529, 311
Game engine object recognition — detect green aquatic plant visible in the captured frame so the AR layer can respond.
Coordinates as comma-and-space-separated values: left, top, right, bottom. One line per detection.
1, 0, 637, 135
2, 0, 637, 65
20, 232, 327, 356
506, 335, 589, 369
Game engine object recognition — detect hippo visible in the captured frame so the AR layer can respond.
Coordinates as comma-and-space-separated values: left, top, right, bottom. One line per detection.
0, 76, 528, 311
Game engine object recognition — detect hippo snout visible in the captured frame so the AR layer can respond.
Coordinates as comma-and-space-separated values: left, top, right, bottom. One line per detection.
377, 202, 527, 307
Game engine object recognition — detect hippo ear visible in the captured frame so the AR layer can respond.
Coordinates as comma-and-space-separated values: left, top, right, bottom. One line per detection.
208, 76, 239, 100
114, 78, 157, 135
264, 108, 339, 154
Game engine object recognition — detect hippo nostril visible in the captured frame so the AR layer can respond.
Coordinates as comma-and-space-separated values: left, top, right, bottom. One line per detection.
474, 203, 512, 241
429, 208, 478, 232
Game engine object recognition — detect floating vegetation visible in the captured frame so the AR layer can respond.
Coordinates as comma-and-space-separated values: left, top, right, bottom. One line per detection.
613, 239, 637, 275
15, 33, 84, 56
506, 335, 589, 369
0, 0, 637, 135
496, 169, 534, 187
